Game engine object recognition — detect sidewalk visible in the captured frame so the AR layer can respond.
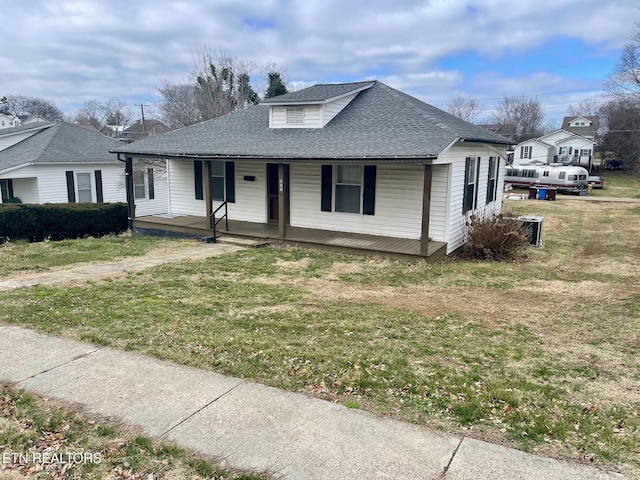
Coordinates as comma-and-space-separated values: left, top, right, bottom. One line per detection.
0, 326, 625, 480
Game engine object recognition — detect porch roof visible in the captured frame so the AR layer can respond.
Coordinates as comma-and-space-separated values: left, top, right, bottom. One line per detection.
112, 81, 510, 161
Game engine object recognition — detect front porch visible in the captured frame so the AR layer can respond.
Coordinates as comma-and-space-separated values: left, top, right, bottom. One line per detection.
133, 215, 447, 262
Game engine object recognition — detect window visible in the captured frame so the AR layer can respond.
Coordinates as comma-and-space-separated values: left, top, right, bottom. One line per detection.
463, 157, 479, 213
335, 165, 361, 213
194, 160, 235, 203
543, 171, 550, 177
520, 146, 532, 159
486, 157, 498, 204
559, 172, 566, 180
0, 179, 14, 202
211, 160, 225, 201
76, 173, 92, 203
580, 149, 592, 156
286, 107, 304, 125
133, 171, 146, 199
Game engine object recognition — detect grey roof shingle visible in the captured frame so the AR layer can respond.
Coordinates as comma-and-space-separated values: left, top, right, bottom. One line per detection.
0, 122, 123, 173
260, 81, 374, 104
113, 81, 511, 160
0, 121, 56, 136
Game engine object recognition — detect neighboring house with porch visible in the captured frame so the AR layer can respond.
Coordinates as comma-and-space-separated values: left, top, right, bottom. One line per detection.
112, 80, 511, 261
0, 114, 21, 129
513, 129, 596, 169
0, 122, 166, 209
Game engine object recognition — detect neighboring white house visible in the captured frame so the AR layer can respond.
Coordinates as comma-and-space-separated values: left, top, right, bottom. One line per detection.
513, 128, 596, 168
112, 81, 511, 260
0, 114, 21, 129
0, 122, 167, 211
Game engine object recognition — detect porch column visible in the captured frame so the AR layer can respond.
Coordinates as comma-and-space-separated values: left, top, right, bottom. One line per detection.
124, 156, 135, 230
420, 164, 433, 256
204, 160, 213, 230
278, 163, 286, 238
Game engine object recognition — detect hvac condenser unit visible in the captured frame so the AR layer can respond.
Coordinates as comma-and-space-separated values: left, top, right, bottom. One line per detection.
518, 215, 544, 247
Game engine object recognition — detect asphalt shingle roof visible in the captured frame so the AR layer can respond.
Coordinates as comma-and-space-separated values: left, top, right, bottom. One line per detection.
0, 122, 123, 173
260, 81, 374, 104
113, 81, 511, 160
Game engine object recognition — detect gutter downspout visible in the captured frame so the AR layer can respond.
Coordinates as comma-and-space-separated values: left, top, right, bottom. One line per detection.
116, 153, 134, 231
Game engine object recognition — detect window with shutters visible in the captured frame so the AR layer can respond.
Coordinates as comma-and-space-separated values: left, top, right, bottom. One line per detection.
335, 165, 361, 213
211, 160, 225, 201
76, 173, 93, 203
486, 157, 498, 204
463, 157, 479, 214
133, 171, 146, 199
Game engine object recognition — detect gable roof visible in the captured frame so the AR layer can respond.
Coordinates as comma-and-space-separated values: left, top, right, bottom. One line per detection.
561, 116, 599, 136
113, 81, 511, 160
0, 121, 56, 137
260, 81, 374, 105
0, 122, 122, 174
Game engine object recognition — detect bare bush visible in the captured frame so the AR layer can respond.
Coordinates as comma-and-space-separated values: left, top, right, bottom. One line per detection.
462, 213, 530, 261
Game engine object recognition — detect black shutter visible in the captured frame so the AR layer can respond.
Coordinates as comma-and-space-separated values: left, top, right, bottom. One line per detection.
147, 168, 155, 200
474, 157, 481, 209
225, 161, 235, 203
321, 165, 332, 212
463, 158, 470, 214
7, 179, 14, 198
363, 165, 376, 215
194, 160, 203, 200
66, 171, 76, 203
95, 170, 103, 203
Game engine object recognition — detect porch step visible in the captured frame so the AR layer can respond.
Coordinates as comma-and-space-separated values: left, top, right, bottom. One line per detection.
201, 235, 270, 248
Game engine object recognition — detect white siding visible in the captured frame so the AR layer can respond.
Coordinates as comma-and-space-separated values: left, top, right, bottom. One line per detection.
428, 164, 449, 242
321, 93, 358, 126
133, 160, 169, 217
227, 161, 266, 222
11, 177, 39, 203
1, 163, 126, 204
439, 143, 507, 253
167, 159, 266, 222
270, 105, 322, 129
167, 160, 205, 216
290, 163, 424, 239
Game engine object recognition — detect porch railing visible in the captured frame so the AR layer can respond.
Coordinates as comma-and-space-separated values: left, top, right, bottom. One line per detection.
211, 201, 229, 243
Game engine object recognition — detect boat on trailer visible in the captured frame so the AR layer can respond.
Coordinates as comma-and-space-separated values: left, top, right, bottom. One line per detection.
505, 163, 589, 194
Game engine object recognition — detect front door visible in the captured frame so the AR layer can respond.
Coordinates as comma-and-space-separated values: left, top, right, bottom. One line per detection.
267, 163, 290, 224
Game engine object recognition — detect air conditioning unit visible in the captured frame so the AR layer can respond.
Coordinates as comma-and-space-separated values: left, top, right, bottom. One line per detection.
518, 215, 543, 247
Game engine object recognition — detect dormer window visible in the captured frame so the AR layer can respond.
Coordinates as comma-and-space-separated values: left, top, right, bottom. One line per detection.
286, 107, 304, 124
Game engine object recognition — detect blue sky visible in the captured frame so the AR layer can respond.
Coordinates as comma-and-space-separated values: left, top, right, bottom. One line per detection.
1, 0, 637, 126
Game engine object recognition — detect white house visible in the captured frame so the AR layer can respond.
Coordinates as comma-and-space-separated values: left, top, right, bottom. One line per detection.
0, 114, 21, 129
0, 122, 167, 212
112, 81, 511, 261
513, 128, 596, 168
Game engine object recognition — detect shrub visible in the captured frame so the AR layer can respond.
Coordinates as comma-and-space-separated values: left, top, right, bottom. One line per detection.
0, 203, 128, 243
462, 213, 530, 261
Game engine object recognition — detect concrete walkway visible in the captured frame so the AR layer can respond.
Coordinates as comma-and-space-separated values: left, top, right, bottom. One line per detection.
0, 241, 246, 291
0, 326, 625, 480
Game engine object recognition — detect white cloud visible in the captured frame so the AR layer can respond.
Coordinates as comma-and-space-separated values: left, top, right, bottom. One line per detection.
0, 0, 637, 121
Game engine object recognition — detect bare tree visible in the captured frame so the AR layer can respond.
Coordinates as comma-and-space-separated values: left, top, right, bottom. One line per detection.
157, 80, 200, 128
102, 98, 132, 135
567, 98, 601, 117
191, 47, 258, 119
73, 99, 104, 129
606, 20, 640, 100
157, 48, 260, 128
492, 96, 544, 142
3, 95, 64, 121
446, 97, 481, 122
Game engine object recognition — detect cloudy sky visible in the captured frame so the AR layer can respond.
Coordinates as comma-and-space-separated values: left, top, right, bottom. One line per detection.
2, 1, 638, 125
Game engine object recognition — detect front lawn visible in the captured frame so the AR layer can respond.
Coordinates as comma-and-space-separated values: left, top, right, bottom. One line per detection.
1, 198, 639, 477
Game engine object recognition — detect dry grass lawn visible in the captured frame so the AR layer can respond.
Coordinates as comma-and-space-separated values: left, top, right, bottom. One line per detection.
1, 193, 639, 477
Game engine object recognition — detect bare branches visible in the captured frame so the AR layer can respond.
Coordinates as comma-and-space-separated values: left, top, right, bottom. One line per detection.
446, 97, 481, 122
492, 96, 544, 142
2, 95, 64, 121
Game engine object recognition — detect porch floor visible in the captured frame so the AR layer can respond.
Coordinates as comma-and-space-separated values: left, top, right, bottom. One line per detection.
134, 215, 447, 262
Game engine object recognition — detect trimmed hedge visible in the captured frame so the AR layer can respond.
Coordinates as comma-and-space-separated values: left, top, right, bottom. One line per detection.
0, 203, 128, 243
